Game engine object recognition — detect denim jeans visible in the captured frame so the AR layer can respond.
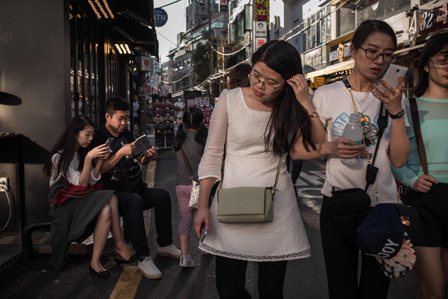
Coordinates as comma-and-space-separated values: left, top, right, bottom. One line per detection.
115, 187, 173, 259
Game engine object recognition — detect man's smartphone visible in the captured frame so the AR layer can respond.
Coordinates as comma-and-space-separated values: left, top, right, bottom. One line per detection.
105, 138, 114, 147
378, 64, 408, 91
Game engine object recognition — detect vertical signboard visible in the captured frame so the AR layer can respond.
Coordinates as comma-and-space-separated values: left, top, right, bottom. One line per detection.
254, 0, 269, 29
217, 38, 226, 70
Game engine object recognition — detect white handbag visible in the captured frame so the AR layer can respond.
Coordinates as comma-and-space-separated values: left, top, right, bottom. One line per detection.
180, 147, 200, 209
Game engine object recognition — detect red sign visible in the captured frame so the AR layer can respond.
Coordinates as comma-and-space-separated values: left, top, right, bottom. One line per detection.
197, 105, 213, 128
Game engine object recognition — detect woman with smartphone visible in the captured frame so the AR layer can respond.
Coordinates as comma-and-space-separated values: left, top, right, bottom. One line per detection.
43, 115, 134, 277
391, 30, 448, 299
290, 20, 410, 298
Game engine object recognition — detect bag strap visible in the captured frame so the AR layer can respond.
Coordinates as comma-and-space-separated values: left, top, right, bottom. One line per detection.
220, 155, 283, 190
409, 97, 428, 175
273, 156, 282, 189
180, 146, 194, 180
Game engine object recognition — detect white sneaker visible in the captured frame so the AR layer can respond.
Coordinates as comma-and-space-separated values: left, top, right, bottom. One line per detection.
179, 255, 196, 268
157, 244, 181, 259
138, 257, 162, 279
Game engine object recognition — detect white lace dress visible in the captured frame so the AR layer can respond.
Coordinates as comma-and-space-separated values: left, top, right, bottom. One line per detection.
198, 88, 311, 262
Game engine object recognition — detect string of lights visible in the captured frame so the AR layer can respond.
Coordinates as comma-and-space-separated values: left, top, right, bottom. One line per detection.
210, 44, 248, 56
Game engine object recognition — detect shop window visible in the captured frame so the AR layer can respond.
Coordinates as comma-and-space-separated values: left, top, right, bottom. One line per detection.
338, 6, 356, 37
358, 0, 409, 22
69, 1, 100, 125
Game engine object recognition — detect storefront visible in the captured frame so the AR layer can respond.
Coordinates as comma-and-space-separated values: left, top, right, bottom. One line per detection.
0, 0, 158, 232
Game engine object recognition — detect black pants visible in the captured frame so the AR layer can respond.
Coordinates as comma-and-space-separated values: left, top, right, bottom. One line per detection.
115, 187, 173, 259
215, 256, 288, 299
320, 195, 390, 299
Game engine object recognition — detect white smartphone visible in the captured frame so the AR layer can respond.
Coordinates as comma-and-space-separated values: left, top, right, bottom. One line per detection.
377, 64, 408, 91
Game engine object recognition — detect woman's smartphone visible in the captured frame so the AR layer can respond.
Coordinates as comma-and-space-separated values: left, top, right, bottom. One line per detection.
105, 138, 114, 147
378, 64, 408, 91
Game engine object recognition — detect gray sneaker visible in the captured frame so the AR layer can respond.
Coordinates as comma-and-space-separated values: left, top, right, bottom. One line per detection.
138, 257, 162, 279
179, 255, 196, 268
157, 244, 181, 259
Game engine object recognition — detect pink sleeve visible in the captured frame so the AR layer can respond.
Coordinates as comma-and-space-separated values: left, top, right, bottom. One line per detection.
198, 89, 229, 181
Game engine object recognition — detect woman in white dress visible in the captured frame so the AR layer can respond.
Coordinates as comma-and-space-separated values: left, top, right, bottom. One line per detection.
193, 40, 325, 298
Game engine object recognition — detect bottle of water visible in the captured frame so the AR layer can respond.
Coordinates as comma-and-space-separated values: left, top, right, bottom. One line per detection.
341, 113, 363, 167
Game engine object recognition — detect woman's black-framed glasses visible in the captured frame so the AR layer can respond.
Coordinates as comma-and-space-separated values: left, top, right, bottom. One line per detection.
248, 73, 284, 92
359, 46, 397, 63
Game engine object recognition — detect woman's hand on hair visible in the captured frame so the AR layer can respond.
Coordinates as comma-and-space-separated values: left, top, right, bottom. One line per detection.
327, 137, 364, 158
372, 76, 405, 115
87, 144, 110, 161
287, 74, 313, 107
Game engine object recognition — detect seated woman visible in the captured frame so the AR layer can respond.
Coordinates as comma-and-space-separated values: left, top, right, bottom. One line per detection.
43, 115, 134, 278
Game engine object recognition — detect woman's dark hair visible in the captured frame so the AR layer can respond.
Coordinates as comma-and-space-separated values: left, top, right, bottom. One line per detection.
351, 20, 397, 50
251, 40, 316, 156
173, 106, 208, 151
43, 115, 94, 179
228, 63, 252, 89
414, 30, 448, 97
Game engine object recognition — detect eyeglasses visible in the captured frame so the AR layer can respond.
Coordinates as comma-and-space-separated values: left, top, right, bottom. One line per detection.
359, 46, 396, 63
248, 73, 285, 92
430, 59, 448, 69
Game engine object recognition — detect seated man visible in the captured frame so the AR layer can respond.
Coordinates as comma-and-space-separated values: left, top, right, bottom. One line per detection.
91, 97, 180, 280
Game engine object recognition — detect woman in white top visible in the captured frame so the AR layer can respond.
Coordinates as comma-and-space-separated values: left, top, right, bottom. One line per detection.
193, 40, 325, 298
43, 115, 134, 278
291, 20, 410, 298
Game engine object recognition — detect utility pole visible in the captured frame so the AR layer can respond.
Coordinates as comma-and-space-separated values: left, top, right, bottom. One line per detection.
208, 0, 213, 97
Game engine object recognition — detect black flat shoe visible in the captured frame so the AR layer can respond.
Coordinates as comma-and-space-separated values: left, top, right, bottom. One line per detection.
114, 254, 138, 264
89, 265, 110, 279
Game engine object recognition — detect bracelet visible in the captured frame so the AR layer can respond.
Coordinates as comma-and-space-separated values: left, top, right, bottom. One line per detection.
389, 109, 405, 119
317, 143, 323, 157
309, 111, 318, 118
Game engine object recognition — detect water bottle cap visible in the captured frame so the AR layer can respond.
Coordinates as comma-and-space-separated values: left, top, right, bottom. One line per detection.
349, 113, 361, 123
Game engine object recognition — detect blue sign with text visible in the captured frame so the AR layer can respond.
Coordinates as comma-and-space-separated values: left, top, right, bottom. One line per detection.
154, 8, 168, 27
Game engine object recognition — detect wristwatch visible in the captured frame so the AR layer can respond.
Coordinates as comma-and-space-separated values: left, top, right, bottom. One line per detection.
389, 109, 405, 119
309, 111, 318, 118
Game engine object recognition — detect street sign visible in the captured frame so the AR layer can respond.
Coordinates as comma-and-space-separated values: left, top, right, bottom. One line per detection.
154, 8, 168, 27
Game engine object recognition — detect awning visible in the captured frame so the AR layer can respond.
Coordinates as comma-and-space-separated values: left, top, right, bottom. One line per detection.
112, 14, 158, 55
91, 0, 158, 56
305, 59, 355, 79
393, 43, 425, 56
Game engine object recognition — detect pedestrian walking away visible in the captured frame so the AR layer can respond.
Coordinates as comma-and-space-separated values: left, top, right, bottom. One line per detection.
90, 97, 181, 280
193, 40, 326, 299
173, 106, 208, 268
290, 20, 411, 299
391, 30, 448, 299
43, 115, 134, 279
